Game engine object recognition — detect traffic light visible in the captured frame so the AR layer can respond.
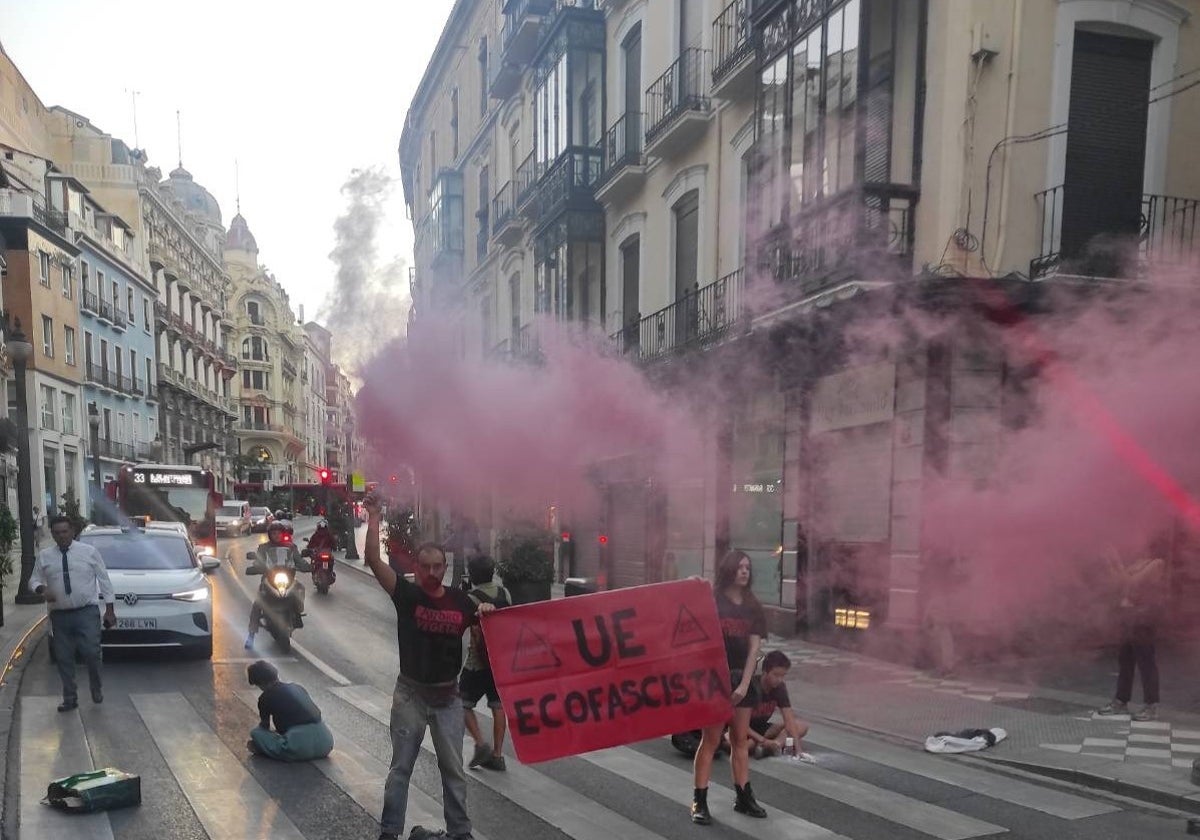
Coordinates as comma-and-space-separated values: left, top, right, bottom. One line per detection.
389, 474, 399, 484
319, 468, 331, 484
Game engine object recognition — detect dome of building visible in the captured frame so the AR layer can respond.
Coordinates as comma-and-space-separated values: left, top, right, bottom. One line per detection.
162, 165, 223, 226
226, 212, 258, 253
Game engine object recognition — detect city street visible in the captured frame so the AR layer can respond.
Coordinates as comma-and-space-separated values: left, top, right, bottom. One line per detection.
4, 520, 1186, 840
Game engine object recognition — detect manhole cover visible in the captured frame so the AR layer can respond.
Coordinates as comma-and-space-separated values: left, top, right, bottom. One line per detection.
992, 696, 1093, 716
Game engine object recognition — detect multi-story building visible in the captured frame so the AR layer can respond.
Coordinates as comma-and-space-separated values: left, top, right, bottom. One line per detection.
300, 327, 328, 477
63, 182, 160, 500
0, 147, 85, 515
225, 212, 308, 490
403, 0, 1200, 639
44, 110, 240, 494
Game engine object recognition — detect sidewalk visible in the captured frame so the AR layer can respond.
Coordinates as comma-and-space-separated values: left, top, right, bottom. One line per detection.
763, 632, 1200, 813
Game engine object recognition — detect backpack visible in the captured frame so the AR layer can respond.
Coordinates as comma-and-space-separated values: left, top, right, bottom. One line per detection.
469, 586, 509, 669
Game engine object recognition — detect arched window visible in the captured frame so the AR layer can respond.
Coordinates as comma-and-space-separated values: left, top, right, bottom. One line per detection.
241, 336, 270, 362
246, 300, 262, 325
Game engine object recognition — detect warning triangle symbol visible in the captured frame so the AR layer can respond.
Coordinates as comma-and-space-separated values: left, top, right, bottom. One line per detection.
670, 604, 710, 648
511, 624, 562, 673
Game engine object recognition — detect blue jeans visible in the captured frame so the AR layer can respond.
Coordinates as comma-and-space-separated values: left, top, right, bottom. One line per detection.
49, 606, 102, 703
381, 675, 471, 838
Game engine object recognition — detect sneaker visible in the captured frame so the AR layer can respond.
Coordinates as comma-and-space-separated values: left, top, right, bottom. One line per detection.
1096, 700, 1129, 716
468, 742, 493, 769
408, 828, 448, 839
1133, 703, 1159, 722
796, 751, 817, 764
378, 834, 400, 840
481, 754, 507, 771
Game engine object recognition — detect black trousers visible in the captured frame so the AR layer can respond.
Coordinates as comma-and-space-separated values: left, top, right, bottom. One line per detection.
1115, 622, 1159, 705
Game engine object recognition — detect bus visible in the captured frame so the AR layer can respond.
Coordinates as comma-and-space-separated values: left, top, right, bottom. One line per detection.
113, 464, 221, 557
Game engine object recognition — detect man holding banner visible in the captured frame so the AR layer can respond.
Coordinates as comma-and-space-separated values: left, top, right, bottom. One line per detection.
362, 494, 495, 840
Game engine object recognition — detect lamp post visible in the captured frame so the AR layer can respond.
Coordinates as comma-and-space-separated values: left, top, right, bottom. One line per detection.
88, 401, 102, 525
3, 317, 41, 604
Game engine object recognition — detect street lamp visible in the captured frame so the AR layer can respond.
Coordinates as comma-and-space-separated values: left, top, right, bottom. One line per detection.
88, 402, 102, 525
3, 316, 41, 605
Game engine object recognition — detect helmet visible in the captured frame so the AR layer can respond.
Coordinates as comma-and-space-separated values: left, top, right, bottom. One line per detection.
315, 519, 329, 530
267, 519, 294, 540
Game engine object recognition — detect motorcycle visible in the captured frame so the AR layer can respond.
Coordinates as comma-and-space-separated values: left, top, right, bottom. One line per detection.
304, 544, 337, 595
245, 551, 302, 652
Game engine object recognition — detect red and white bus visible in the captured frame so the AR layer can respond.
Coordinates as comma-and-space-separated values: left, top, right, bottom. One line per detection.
113, 464, 221, 558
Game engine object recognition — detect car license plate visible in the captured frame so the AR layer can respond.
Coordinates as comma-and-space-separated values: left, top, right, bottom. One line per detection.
116, 618, 157, 630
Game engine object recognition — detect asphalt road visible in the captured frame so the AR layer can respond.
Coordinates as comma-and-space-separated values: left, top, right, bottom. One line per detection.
7, 520, 1191, 839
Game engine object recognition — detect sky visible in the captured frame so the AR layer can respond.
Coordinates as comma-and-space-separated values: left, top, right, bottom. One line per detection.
0, 0, 455, 327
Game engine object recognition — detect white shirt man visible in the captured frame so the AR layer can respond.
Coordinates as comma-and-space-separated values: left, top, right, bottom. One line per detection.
29, 516, 116, 711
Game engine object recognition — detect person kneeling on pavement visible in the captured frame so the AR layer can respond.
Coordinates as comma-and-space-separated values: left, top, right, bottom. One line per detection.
746, 651, 813, 762
460, 554, 510, 771
246, 660, 334, 761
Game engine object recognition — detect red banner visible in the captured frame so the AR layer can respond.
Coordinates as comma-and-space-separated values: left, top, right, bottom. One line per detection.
481, 579, 732, 764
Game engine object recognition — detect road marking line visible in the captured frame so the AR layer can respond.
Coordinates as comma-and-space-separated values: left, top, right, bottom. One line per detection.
334, 684, 670, 840
292, 640, 352, 686
131, 692, 305, 839
804, 727, 1119, 819
19, 697, 114, 840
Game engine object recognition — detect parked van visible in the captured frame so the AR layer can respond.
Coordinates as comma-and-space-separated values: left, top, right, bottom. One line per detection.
216, 500, 251, 536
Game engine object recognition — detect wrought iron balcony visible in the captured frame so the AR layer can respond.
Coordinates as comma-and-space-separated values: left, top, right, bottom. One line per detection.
611, 269, 745, 362
96, 437, 135, 461
646, 48, 712, 158
712, 0, 756, 97
31, 201, 68, 236
491, 181, 523, 246
81, 289, 101, 317
533, 146, 603, 222
597, 112, 646, 204
154, 300, 168, 325
515, 152, 542, 215
502, 0, 555, 64
1032, 185, 1200, 279
488, 53, 523, 100
112, 307, 128, 331
758, 183, 917, 297
97, 298, 115, 324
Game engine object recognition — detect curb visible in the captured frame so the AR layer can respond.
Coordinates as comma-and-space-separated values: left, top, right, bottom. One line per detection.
0, 613, 49, 840
979, 754, 1200, 815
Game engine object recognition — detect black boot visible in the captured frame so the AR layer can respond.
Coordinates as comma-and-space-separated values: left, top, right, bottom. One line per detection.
690, 787, 712, 825
734, 783, 767, 818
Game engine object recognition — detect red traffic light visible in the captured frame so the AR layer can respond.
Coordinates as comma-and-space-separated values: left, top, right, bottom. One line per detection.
318, 469, 330, 483
389, 474, 399, 483
561, 531, 571, 542
598, 534, 609, 546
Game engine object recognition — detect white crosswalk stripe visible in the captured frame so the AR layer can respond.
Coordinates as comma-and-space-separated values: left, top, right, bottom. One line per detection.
131, 692, 306, 840
19, 697, 115, 840
18, 682, 1127, 840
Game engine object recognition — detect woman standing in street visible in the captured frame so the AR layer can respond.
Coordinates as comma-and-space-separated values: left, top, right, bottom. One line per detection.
691, 550, 768, 825
1097, 545, 1166, 721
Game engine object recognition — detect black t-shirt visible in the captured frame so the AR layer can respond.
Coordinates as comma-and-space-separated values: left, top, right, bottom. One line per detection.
749, 678, 790, 725
392, 575, 478, 686
716, 590, 767, 674
258, 682, 322, 733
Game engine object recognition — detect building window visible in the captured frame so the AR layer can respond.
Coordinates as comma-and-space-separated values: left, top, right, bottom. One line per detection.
62, 392, 76, 436
451, 87, 460, 160
242, 369, 270, 390
673, 190, 700, 300
145, 358, 153, 391
128, 287, 136, 324
84, 331, 94, 367
509, 273, 521, 340
247, 300, 262, 325
81, 260, 90, 295
40, 385, 55, 430
241, 336, 270, 361
62, 263, 73, 298
39, 252, 50, 286
143, 297, 151, 331
97, 269, 105, 300
64, 326, 76, 366
130, 350, 138, 386
479, 37, 489, 117
41, 315, 54, 358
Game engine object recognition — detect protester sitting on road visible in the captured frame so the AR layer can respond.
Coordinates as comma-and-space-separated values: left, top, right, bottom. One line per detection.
246, 660, 334, 761
691, 549, 768, 825
460, 554, 511, 772
746, 651, 813, 762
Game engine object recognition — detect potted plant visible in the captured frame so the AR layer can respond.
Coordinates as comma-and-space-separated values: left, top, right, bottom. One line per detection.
497, 532, 554, 605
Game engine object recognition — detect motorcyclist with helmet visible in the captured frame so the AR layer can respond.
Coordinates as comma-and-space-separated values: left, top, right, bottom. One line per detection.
245, 520, 311, 649
307, 520, 337, 554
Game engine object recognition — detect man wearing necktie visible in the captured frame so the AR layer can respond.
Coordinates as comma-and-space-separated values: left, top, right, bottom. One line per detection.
29, 514, 116, 712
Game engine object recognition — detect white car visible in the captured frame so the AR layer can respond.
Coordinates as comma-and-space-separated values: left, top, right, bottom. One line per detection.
77, 527, 215, 659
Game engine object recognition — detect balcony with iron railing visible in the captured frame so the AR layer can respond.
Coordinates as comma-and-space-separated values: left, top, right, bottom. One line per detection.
611, 269, 745, 362
501, 0, 556, 64
646, 48, 712, 158
491, 181, 523, 246
758, 183, 918, 299
97, 298, 115, 325
514, 323, 541, 363
711, 0, 757, 98
95, 437, 135, 462
597, 112, 647, 204
532, 146, 604, 223
86, 363, 116, 391
515, 152, 542, 215
81, 289, 101, 317
489, 49, 523, 100
112, 307, 128, 331
154, 300, 168, 325
1031, 186, 1199, 279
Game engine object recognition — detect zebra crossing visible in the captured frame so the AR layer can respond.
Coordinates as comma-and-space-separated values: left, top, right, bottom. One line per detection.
17, 678, 1130, 840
